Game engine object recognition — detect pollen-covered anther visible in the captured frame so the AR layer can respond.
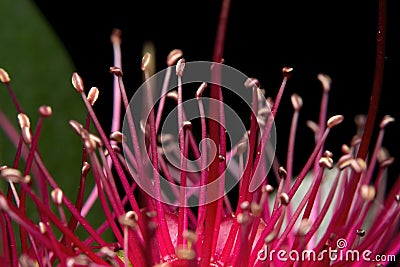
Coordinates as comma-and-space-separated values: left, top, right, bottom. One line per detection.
89, 133, 103, 148
87, 87, 99, 106
51, 188, 63, 206
360, 185, 376, 201
323, 150, 333, 158
218, 154, 226, 162
354, 114, 367, 129
38, 105, 52, 117
196, 82, 207, 98
317, 73, 332, 92
306, 120, 319, 134
167, 49, 183, 66
341, 144, 351, 154
141, 52, 151, 71
0, 68, 11, 83
19, 254, 36, 267
327, 115, 344, 128
263, 184, 274, 193
240, 201, 250, 211
98, 246, 116, 259
176, 58, 186, 77
338, 154, 353, 170
291, 93, 303, 111
23, 175, 31, 184
38, 221, 47, 234
319, 157, 333, 169
279, 192, 290, 206
67, 255, 90, 267
282, 67, 294, 79
244, 78, 260, 89
166, 90, 178, 102
250, 202, 262, 216
69, 120, 83, 135
183, 121, 192, 131
72, 72, 85, 93
145, 210, 157, 218
110, 28, 122, 45
21, 127, 32, 144
350, 158, 367, 173
81, 162, 91, 176
109, 66, 123, 77
394, 194, 400, 204
356, 228, 365, 237
264, 231, 277, 244
119, 211, 139, 228
1, 167, 23, 183
236, 213, 249, 224
379, 115, 395, 129
278, 166, 287, 180
297, 219, 312, 236
183, 230, 198, 244
18, 113, 30, 128
110, 131, 125, 143
176, 246, 196, 260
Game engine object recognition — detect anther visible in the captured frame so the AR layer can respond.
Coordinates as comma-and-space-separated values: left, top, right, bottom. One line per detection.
81, 162, 91, 176
282, 67, 293, 79
278, 167, 287, 180
263, 184, 274, 193
167, 49, 183, 66
0, 68, 11, 83
327, 115, 344, 128
110, 66, 123, 77
87, 87, 99, 106
72, 72, 84, 93
356, 228, 365, 237
319, 157, 333, 169
297, 219, 312, 236
69, 120, 83, 135
291, 93, 303, 111
279, 193, 290, 206
38, 222, 47, 234
244, 78, 260, 89
196, 82, 207, 98
183, 121, 192, 131
110, 28, 122, 45
51, 188, 63, 206
176, 247, 196, 260
317, 73, 332, 92
360, 185, 376, 201
141, 52, 151, 71
379, 115, 395, 129
1, 167, 23, 183
264, 231, 277, 244
176, 58, 185, 77
183, 230, 198, 244
110, 131, 125, 143
38, 105, 52, 117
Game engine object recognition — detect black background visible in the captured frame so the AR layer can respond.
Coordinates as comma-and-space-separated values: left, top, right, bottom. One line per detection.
32, 0, 399, 182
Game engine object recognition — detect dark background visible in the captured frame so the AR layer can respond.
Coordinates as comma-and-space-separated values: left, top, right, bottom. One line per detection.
32, 0, 399, 182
